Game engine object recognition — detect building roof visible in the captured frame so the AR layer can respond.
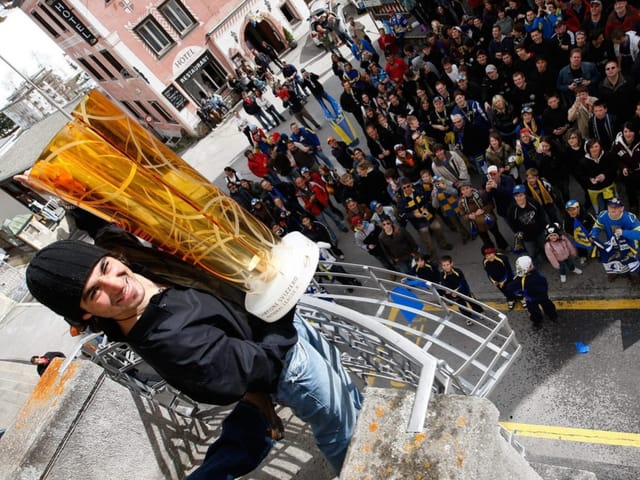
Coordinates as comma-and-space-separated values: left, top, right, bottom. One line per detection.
0, 102, 78, 182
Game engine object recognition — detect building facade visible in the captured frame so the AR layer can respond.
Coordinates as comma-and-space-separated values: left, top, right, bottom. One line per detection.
20, 0, 312, 140
3, 67, 91, 128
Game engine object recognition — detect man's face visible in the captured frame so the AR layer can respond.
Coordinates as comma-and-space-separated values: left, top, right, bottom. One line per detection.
401, 183, 414, 196
421, 172, 433, 183
608, 204, 624, 220
80, 256, 146, 322
526, 10, 535, 21
514, 192, 526, 205
488, 69, 499, 80
382, 220, 394, 234
513, 74, 525, 89
484, 252, 496, 261
605, 62, 619, 79
547, 96, 559, 109
570, 51, 582, 67
291, 124, 300, 134
531, 31, 542, 44
454, 94, 466, 108
366, 126, 379, 139
440, 260, 453, 273
452, 117, 464, 129
577, 90, 589, 102
460, 185, 472, 197
566, 206, 579, 218
435, 83, 447, 95
593, 105, 607, 119
492, 26, 501, 39
614, 0, 627, 16
526, 174, 538, 185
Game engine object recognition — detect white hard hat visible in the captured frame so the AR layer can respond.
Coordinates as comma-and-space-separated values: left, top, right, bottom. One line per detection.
515, 255, 533, 276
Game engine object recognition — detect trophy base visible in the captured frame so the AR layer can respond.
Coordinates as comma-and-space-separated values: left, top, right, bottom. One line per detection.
245, 231, 319, 322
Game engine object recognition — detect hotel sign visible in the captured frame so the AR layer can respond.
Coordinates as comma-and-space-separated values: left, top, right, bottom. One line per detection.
45, 0, 98, 45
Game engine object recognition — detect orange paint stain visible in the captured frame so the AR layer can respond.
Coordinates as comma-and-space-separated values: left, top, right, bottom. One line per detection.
369, 422, 379, 432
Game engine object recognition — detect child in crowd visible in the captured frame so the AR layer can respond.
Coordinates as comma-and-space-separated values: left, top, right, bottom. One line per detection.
410, 253, 440, 284
507, 255, 558, 329
439, 255, 484, 326
480, 245, 521, 310
562, 199, 595, 265
543, 223, 583, 283
431, 175, 471, 244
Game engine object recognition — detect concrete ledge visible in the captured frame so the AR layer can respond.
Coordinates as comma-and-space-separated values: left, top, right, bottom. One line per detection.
341, 389, 543, 480
530, 462, 598, 480
0, 360, 215, 480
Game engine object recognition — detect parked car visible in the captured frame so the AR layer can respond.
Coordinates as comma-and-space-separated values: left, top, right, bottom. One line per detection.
307, 1, 349, 47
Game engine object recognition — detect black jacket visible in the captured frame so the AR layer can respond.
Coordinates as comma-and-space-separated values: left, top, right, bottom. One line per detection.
126, 287, 297, 405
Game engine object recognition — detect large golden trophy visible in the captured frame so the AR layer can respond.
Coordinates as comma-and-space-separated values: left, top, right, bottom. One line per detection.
28, 89, 318, 322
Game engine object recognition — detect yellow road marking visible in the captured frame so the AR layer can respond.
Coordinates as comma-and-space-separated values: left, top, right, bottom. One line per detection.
500, 422, 640, 448
390, 298, 640, 314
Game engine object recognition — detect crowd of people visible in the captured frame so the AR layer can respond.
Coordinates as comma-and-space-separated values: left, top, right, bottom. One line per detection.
220, 0, 640, 329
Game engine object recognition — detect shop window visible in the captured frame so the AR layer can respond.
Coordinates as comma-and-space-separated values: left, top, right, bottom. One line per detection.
120, 100, 144, 120
30, 10, 60, 38
175, 51, 228, 102
149, 100, 178, 124
100, 50, 132, 79
134, 17, 174, 56
77, 57, 105, 81
158, 0, 196, 36
89, 54, 116, 80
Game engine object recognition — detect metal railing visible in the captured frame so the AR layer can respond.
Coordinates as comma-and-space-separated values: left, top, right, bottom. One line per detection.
309, 262, 522, 399
64, 261, 521, 440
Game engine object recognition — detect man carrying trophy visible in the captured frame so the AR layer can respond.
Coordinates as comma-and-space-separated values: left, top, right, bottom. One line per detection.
18, 89, 362, 477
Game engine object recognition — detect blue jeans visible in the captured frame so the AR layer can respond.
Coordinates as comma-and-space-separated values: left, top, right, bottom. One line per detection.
185, 401, 275, 480
276, 315, 363, 473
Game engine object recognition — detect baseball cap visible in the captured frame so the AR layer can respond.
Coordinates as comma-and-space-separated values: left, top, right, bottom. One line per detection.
513, 185, 526, 195
300, 166, 310, 173
370, 200, 382, 210
555, 19, 565, 27
433, 95, 444, 102
565, 199, 580, 209
521, 105, 533, 114
394, 144, 406, 151
327, 136, 337, 143
520, 128, 532, 136
481, 245, 497, 256
251, 198, 260, 206
350, 215, 362, 227
456, 74, 467, 82
485, 64, 497, 73
608, 197, 623, 207
487, 165, 499, 173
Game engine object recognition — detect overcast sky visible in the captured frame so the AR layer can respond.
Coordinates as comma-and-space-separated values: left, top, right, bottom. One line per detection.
0, 8, 74, 107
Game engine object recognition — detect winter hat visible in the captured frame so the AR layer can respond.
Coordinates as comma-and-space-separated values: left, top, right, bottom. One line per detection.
515, 255, 533, 277
544, 223, 561, 239
26, 240, 109, 323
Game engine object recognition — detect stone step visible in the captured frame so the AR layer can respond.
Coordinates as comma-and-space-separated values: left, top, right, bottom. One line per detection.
531, 462, 598, 480
0, 360, 39, 429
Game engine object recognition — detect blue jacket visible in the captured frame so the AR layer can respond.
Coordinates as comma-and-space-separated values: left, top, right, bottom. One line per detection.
556, 62, 600, 101
290, 127, 321, 148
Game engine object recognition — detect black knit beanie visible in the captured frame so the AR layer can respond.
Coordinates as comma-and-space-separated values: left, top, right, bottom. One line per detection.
26, 240, 109, 323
